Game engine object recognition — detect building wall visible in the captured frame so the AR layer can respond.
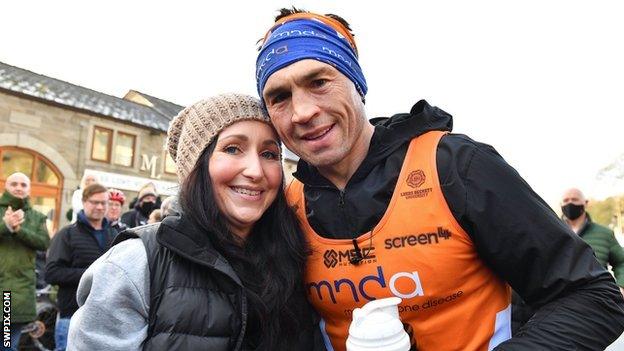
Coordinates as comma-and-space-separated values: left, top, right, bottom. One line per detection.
0, 91, 177, 230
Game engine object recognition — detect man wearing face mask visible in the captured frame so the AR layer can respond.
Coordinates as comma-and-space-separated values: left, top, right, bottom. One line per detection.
562, 187, 624, 295
120, 186, 159, 228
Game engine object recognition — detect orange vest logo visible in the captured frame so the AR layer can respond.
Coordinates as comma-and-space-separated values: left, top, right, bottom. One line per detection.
407, 169, 426, 188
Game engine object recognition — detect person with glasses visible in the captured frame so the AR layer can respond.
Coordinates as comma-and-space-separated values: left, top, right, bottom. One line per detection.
46, 183, 116, 351
106, 189, 127, 236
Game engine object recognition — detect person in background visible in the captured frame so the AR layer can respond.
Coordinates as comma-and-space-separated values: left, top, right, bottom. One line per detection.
45, 183, 116, 351
120, 185, 158, 228
70, 174, 97, 223
0, 172, 50, 351
127, 182, 162, 210
561, 187, 624, 292
255, 8, 624, 350
147, 209, 162, 224
107, 189, 128, 235
67, 93, 317, 350
159, 195, 179, 218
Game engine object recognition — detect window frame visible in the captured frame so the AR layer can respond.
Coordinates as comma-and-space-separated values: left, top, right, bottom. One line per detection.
90, 126, 113, 163
163, 149, 177, 175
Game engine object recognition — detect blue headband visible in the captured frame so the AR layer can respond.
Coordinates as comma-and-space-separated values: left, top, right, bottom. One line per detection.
256, 18, 367, 102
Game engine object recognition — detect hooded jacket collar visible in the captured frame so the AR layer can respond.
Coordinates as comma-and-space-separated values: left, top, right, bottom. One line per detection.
0, 191, 31, 211
293, 99, 453, 187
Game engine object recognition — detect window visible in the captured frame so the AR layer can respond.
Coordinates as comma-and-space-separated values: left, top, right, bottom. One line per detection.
164, 151, 176, 175
1, 149, 34, 179
113, 132, 136, 167
91, 127, 113, 162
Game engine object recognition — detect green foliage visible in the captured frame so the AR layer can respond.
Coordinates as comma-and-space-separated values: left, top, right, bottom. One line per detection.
587, 196, 623, 227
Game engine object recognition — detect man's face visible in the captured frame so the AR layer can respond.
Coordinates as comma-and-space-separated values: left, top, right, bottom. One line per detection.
561, 189, 586, 206
5, 173, 30, 199
140, 195, 157, 206
107, 200, 122, 221
262, 59, 367, 170
83, 191, 108, 223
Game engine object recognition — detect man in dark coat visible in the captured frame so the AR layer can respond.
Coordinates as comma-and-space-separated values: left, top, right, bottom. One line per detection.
0, 172, 49, 350
46, 183, 116, 351
120, 185, 158, 228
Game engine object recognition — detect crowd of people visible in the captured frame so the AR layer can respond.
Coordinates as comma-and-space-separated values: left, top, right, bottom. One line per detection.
1, 171, 173, 350
3, 7, 624, 351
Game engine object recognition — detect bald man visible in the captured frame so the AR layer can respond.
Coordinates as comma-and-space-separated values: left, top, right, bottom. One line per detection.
562, 188, 624, 292
0, 172, 50, 350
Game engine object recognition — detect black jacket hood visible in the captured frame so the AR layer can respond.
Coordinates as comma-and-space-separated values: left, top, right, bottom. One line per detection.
294, 99, 453, 186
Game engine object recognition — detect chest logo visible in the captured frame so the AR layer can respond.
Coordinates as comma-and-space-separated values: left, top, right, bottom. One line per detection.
323, 247, 377, 268
406, 170, 426, 188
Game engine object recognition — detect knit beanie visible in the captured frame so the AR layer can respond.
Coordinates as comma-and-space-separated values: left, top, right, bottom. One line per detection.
167, 93, 270, 181
137, 186, 157, 202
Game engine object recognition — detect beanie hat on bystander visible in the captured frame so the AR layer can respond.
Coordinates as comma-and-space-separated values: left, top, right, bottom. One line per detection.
166, 93, 270, 182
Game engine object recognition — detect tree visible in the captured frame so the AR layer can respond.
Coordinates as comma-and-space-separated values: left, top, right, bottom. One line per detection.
587, 196, 621, 227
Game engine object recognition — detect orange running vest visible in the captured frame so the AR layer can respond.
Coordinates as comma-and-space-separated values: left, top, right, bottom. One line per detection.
287, 131, 512, 351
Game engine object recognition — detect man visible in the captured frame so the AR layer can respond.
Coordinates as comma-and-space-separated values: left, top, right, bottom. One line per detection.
255, 9, 624, 350
0, 172, 50, 350
562, 188, 624, 290
46, 183, 116, 351
121, 185, 158, 228
106, 188, 128, 235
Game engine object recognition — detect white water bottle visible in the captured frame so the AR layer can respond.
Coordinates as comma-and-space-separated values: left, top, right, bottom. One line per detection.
346, 297, 411, 351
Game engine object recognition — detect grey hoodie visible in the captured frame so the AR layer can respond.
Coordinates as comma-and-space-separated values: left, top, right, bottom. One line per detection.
67, 239, 149, 350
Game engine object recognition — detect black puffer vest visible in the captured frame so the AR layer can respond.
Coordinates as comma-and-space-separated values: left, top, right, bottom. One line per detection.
114, 215, 247, 350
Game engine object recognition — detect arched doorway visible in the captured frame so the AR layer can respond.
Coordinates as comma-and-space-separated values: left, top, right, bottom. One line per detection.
0, 146, 63, 234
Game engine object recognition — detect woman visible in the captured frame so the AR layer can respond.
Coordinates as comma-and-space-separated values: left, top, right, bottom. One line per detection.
67, 93, 315, 350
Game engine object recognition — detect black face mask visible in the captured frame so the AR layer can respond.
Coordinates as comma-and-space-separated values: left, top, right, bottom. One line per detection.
139, 201, 156, 217
562, 203, 585, 220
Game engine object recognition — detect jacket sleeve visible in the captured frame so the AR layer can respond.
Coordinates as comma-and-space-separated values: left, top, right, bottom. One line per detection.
607, 232, 624, 287
68, 239, 149, 351
438, 134, 624, 350
0, 207, 12, 236
13, 212, 50, 250
45, 228, 86, 286
0, 221, 10, 237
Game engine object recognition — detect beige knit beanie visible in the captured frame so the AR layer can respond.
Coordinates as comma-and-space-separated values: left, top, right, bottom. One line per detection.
167, 93, 270, 181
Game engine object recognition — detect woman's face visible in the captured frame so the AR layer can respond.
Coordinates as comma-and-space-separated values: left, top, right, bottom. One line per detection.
209, 120, 283, 239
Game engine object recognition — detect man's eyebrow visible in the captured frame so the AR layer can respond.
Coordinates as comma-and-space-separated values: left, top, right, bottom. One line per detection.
264, 66, 335, 100
300, 66, 334, 83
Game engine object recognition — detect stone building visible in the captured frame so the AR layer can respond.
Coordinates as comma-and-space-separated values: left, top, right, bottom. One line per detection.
0, 61, 183, 233
0, 61, 298, 234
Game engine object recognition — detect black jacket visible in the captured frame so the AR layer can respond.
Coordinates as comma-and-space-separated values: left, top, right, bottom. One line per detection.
294, 100, 624, 350
45, 220, 116, 317
120, 208, 149, 229
114, 216, 318, 351
115, 217, 247, 350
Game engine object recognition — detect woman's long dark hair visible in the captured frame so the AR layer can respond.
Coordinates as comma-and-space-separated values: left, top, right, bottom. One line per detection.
180, 141, 313, 349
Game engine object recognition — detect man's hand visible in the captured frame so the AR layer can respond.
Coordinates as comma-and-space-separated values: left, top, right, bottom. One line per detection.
3, 206, 25, 232
620, 286, 624, 298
